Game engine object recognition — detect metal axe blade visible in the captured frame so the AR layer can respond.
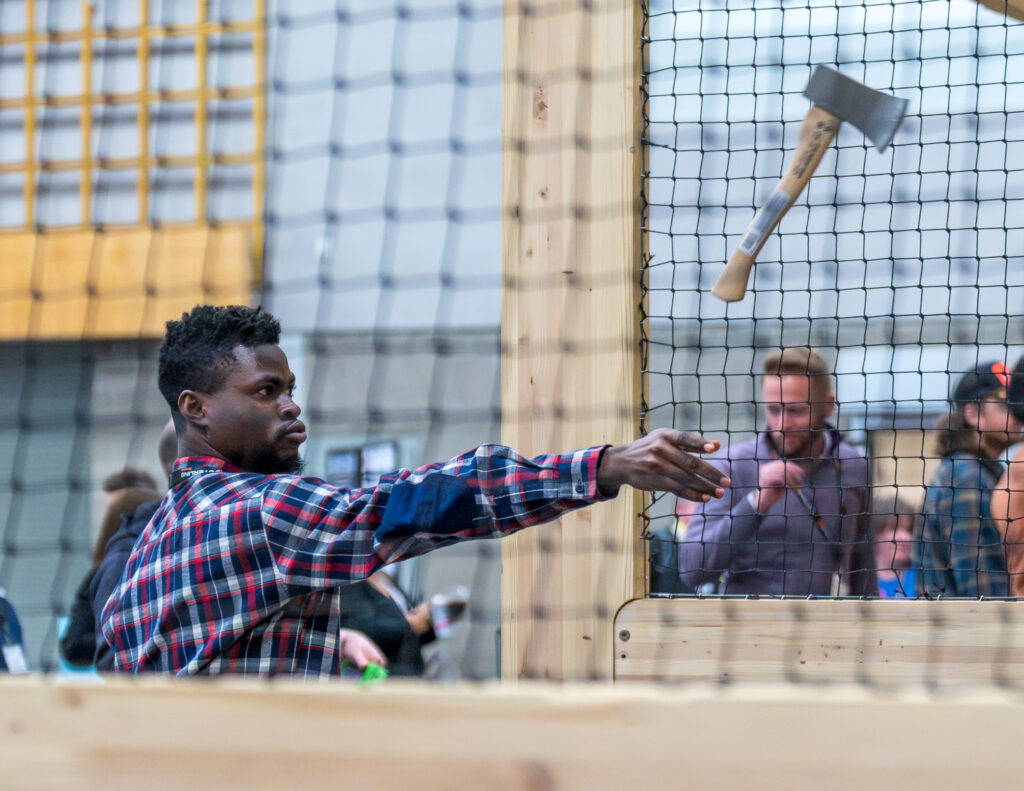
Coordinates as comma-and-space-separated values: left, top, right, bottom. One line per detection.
803, 65, 908, 151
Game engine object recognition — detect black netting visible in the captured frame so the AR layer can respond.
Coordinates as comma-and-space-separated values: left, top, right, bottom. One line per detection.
643, 0, 1024, 614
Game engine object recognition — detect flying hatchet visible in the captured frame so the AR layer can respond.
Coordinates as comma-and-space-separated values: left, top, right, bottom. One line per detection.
712, 65, 908, 302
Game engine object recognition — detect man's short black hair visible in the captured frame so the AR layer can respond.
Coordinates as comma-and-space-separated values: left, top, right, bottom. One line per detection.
158, 305, 281, 421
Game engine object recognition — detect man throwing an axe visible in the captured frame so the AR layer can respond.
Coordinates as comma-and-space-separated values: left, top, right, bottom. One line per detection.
101, 304, 728, 677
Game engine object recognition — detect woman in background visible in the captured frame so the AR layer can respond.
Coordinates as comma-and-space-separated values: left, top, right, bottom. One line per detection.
59, 486, 162, 667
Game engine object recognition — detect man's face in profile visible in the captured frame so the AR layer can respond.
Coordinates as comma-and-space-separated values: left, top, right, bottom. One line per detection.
761, 374, 835, 459
198, 344, 307, 474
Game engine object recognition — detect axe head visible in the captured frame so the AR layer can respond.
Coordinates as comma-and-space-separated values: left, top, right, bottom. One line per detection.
804, 65, 908, 151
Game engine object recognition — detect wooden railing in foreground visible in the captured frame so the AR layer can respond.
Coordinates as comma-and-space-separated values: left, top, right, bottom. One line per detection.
615, 598, 1024, 685
4, 675, 1024, 790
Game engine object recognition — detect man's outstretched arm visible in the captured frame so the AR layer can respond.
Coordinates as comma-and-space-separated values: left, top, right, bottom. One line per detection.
264, 428, 730, 589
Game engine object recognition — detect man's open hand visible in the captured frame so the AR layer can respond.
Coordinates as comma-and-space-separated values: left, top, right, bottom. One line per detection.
597, 428, 729, 501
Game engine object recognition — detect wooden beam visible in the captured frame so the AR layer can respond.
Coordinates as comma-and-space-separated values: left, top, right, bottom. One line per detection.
501, 0, 644, 680
615, 598, 1024, 685
194, 0, 209, 222
0, 226, 253, 339
5, 676, 1024, 790
79, 1, 94, 226
23, 0, 36, 227
137, 0, 151, 224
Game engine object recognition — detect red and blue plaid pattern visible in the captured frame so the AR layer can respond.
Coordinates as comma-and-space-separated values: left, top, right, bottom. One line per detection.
100, 444, 607, 677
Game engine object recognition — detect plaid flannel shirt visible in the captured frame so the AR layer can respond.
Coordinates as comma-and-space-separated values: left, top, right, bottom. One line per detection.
101, 445, 608, 677
915, 453, 1008, 597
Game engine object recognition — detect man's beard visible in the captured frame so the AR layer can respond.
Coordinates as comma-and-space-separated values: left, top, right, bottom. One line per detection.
769, 430, 816, 459
249, 449, 305, 475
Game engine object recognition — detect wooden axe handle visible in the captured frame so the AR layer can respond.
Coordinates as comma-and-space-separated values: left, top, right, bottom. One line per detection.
712, 104, 841, 302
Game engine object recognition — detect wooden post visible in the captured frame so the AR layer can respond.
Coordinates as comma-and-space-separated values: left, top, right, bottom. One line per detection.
501, 0, 645, 680
7, 676, 1024, 790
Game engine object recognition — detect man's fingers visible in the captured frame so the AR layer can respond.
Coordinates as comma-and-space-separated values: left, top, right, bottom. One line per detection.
651, 473, 721, 502
675, 486, 716, 503
651, 467, 727, 500
667, 429, 720, 455
658, 443, 729, 486
657, 458, 729, 496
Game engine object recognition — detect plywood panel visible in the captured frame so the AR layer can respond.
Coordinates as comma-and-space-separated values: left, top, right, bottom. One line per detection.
0, 225, 254, 340
5, 676, 1024, 791
86, 228, 152, 337
0, 232, 37, 338
34, 230, 94, 338
615, 597, 1024, 685
500, 0, 645, 681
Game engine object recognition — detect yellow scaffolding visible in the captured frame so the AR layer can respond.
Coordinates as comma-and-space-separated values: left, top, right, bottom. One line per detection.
0, 0, 266, 340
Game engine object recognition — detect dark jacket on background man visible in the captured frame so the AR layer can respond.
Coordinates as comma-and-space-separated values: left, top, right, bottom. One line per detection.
678, 432, 876, 596
90, 500, 161, 670
337, 581, 431, 677
58, 569, 100, 666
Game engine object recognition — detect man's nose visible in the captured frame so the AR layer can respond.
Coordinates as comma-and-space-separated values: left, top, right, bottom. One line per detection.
280, 395, 301, 419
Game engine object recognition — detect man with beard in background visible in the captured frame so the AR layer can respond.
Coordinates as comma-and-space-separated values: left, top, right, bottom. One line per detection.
678, 347, 876, 596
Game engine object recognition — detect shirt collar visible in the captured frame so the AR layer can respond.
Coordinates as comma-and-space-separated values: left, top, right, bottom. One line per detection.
948, 451, 1007, 481
170, 456, 244, 486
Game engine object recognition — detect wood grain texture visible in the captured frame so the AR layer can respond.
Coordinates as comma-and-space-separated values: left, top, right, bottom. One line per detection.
713, 105, 839, 302
5, 676, 1024, 791
500, 0, 645, 680
615, 597, 1024, 685
0, 225, 254, 339
973, 0, 1024, 22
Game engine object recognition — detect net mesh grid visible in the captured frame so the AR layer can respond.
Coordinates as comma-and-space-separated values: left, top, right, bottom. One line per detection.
0, 0, 506, 675
642, 0, 1024, 616
0, 0, 1021, 690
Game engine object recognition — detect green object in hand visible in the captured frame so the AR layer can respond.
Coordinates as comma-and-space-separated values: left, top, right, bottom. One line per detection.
360, 662, 388, 684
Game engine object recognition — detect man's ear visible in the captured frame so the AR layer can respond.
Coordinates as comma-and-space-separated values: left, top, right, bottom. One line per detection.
962, 402, 980, 429
824, 391, 836, 418
815, 388, 836, 421
177, 390, 207, 427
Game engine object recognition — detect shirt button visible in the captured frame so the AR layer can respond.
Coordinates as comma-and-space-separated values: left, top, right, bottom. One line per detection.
575, 483, 584, 494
